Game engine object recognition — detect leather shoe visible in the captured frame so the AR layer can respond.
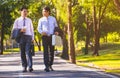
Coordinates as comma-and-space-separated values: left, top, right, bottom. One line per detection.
22, 68, 27, 72
44, 68, 50, 72
29, 68, 33, 72
49, 66, 54, 71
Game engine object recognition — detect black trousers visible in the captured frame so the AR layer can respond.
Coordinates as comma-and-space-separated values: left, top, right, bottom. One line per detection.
42, 35, 54, 68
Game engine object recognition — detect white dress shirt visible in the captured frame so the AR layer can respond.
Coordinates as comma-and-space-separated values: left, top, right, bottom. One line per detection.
37, 16, 58, 36
12, 17, 34, 40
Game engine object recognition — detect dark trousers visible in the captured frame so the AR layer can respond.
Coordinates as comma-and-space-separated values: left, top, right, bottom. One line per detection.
42, 35, 54, 68
19, 35, 33, 69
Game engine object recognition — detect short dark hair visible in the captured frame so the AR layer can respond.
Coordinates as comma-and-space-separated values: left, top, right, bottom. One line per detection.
20, 6, 28, 11
43, 6, 50, 12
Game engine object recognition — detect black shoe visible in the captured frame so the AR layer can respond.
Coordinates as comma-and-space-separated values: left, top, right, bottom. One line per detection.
22, 68, 27, 72
29, 68, 33, 72
49, 66, 54, 71
44, 68, 50, 72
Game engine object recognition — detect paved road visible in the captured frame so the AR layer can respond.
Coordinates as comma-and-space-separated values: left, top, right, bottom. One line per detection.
0, 52, 119, 78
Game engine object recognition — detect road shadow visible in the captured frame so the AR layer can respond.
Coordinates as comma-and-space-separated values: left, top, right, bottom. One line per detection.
0, 70, 112, 78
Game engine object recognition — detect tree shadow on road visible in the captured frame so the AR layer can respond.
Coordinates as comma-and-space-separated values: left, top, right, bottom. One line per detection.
0, 70, 113, 78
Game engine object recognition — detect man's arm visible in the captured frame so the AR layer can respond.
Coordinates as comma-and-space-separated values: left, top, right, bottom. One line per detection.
30, 20, 34, 41
12, 19, 18, 30
37, 19, 47, 36
37, 19, 43, 34
54, 17, 59, 35
54, 17, 63, 37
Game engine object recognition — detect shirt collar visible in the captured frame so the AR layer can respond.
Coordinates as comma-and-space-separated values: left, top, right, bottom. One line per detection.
43, 16, 50, 19
20, 16, 27, 20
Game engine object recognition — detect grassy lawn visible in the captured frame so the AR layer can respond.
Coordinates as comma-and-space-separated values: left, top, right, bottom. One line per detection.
76, 43, 120, 76
3, 46, 62, 54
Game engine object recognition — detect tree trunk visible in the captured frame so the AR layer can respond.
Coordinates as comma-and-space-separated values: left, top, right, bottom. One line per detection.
93, 5, 99, 56
56, 8, 69, 60
67, 0, 76, 64
34, 37, 41, 51
61, 25, 69, 60
85, 14, 91, 55
113, 0, 120, 13
0, 23, 4, 55
92, 0, 110, 56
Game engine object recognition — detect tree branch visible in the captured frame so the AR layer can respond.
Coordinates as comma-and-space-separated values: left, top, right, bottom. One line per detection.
113, 0, 120, 13
100, 0, 111, 21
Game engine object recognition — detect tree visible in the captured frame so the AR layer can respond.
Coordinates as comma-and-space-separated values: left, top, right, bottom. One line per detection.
0, 0, 34, 54
51, 0, 69, 60
67, 0, 76, 63
61, 25, 69, 60
92, 0, 111, 56
29, 1, 43, 51
0, 0, 14, 54
84, 13, 93, 54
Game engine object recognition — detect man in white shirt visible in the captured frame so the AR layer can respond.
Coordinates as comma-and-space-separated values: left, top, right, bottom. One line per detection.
12, 6, 34, 72
37, 6, 59, 72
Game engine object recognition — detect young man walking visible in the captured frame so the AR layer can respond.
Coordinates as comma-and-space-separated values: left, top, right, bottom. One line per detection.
37, 6, 59, 72
12, 6, 34, 72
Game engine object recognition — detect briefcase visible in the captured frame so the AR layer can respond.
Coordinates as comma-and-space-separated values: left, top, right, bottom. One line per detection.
30, 42, 35, 56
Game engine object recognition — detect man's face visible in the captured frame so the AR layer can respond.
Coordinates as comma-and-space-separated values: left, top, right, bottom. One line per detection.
21, 9, 28, 17
42, 9, 49, 17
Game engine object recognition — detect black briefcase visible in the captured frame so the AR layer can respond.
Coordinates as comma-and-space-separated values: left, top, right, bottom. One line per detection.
30, 42, 35, 56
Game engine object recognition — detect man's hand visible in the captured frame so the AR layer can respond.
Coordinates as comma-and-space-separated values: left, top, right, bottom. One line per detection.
42, 32, 47, 36
20, 29, 26, 32
55, 32, 59, 35
31, 40, 34, 43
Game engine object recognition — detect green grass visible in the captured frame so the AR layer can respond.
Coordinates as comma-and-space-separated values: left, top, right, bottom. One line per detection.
76, 43, 120, 75
3, 46, 40, 54
3, 48, 20, 54
3, 46, 62, 55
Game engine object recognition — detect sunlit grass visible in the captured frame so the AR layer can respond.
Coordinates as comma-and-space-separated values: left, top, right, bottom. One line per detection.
3, 46, 40, 54
3, 48, 20, 54
76, 43, 120, 75
3, 46, 63, 55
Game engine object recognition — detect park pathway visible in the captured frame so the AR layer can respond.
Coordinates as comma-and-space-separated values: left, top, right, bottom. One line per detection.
0, 52, 119, 78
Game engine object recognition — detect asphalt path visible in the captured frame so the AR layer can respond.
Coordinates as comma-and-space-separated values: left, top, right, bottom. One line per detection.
0, 52, 119, 78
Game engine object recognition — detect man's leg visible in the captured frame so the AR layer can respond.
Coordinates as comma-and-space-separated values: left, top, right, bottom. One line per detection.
25, 36, 33, 72
42, 36, 50, 72
26, 41, 33, 68
49, 45, 54, 66
49, 36, 55, 71
20, 43, 27, 72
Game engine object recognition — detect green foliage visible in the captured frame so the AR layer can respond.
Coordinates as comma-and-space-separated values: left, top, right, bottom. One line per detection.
72, 5, 86, 42
29, 2, 43, 29
1, 0, 120, 54
52, 0, 68, 23
0, 0, 15, 35
107, 32, 120, 42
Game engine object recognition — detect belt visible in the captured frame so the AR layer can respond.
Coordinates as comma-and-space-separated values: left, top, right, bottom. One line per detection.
22, 35, 32, 37
42, 34, 53, 37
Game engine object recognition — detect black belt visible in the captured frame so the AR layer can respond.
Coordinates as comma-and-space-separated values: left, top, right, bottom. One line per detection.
22, 35, 32, 37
